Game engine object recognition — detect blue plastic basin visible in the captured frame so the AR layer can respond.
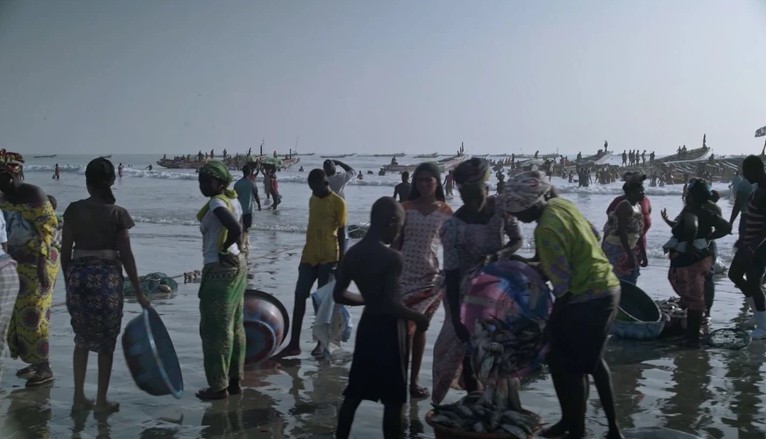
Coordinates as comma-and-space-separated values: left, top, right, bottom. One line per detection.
122, 307, 184, 399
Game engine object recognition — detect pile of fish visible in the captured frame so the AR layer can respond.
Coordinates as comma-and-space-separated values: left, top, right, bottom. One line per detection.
430, 391, 541, 437
656, 297, 686, 325
472, 317, 546, 381
429, 317, 544, 437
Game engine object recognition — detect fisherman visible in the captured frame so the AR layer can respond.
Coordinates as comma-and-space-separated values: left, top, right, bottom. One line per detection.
234, 165, 262, 252
393, 171, 411, 202
729, 156, 766, 338
118, 163, 124, 178
275, 169, 346, 358
325, 159, 356, 248
53, 163, 60, 180
622, 150, 627, 166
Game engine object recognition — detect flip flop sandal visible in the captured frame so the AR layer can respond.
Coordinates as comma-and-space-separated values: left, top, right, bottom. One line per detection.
16, 365, 36, 379
409, 385, 430, 399
25, 371, 54, 387
195, 388, 228, 401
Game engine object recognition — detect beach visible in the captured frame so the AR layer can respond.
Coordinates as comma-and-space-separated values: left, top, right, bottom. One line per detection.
1, 154, 766, 438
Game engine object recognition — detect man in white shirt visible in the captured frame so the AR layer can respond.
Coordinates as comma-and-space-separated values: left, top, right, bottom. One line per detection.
323, 160, 355, 199
324, 159, 355, 249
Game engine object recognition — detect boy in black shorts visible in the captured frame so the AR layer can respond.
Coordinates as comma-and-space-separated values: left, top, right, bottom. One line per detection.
333, 197, 428, 439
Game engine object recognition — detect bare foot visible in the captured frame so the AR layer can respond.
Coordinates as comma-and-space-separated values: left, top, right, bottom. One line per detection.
94, 400, 120, 414
273, 346, 300, 359
72, 397, 95, 412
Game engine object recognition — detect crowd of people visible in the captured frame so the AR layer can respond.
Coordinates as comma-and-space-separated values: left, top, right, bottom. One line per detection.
2, 148, 766, 438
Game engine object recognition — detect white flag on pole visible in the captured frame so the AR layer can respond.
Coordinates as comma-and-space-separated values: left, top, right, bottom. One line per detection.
756, 125, 766, 138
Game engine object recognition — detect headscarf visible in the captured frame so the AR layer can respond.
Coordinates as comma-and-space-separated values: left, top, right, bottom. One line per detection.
453, 158, 490, 190
408, 161, 446, 202
501, 171, 553, 213
686, 178, 713, 204
199, 161, 236, 199
197, 161, 237, 221
0, 149, 24, 176
85, 157, 117, 204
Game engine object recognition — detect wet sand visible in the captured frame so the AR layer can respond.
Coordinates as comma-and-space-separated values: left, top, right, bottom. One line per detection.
2, 232, 766, 438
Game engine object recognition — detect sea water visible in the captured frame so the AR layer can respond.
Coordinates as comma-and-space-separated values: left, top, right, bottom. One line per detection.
0, 154, 764, 438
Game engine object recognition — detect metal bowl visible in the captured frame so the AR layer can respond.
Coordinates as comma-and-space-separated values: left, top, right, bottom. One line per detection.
122, 307, 184, 399
243, 289, 290, 363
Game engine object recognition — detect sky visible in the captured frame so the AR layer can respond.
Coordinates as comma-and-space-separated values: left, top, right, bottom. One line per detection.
1, 0, 766, 157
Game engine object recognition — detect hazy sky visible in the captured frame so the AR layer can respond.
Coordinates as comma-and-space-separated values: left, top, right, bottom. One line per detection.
1, 0, 766, 156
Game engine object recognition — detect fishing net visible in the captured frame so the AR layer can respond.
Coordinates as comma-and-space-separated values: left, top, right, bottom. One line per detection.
123, 272, 178, 296
706, 328, 751, 350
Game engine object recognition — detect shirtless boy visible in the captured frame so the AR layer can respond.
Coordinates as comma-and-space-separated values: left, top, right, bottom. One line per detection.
333, 197, 428, 439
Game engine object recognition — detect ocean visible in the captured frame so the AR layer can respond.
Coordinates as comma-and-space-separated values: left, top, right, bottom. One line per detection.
1, 153, 764, 438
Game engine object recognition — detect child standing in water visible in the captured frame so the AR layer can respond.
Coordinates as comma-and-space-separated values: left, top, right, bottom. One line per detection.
333, 197, 429, 439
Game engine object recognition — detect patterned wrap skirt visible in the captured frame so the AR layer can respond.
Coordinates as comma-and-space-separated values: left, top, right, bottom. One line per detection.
0, 257, 20, 354
66, 257, 125, 353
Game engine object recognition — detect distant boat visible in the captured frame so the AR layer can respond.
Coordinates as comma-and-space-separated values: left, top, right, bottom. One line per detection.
33, 154, 57, 158
319, 153, 356, 159
413, 153, 438, 159
294, 153, 315, 156
100, 155, 112, 159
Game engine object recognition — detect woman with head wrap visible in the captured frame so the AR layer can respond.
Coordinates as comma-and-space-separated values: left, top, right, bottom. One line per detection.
61, 157, 150, 413
391, 162, 452, 398
504, 171, 623, 439
0, 150, 59, 386
661, 178, 730, 347
602, 174, 648, 284
196, 160, 246, 400
431, 158, 523, 404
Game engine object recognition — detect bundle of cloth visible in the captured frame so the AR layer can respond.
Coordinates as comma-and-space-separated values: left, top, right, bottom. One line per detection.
462, 260, 553, 379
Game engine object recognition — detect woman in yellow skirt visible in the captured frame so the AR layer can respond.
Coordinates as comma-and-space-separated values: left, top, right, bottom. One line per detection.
0, 150, 59, 386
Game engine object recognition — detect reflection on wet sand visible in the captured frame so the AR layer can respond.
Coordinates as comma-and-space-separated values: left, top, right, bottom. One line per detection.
278, 358, 348, 437
721, 342, 766, 438
2, 385, 52, 439
663, 349, 713, 434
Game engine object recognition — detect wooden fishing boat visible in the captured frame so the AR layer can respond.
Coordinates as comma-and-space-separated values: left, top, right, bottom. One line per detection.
654, 146, 710, 163
380, 154, 467, 173
359, 153, 405, 158
576, 151, 612, 165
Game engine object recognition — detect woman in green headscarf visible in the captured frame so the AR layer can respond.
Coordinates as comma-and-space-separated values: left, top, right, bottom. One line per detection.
196, 161, 246, 401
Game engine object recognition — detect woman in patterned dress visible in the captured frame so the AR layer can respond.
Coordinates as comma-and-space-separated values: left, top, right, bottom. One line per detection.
431, 158, 523, 404
0, 150, 59, 386
61, 158, 150, 413
392, 162, 452, 398
602, 175, 647, 284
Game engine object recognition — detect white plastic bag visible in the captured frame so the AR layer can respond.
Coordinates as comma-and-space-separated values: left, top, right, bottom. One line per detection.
312, 280, 352, 356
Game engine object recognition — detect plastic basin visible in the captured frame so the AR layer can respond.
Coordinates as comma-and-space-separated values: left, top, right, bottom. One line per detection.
612, 280, 665, 340
243, 289, 290, 363
122, 307, 184, 399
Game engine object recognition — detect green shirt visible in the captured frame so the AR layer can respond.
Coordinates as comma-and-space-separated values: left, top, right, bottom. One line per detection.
535, 198, 619, 300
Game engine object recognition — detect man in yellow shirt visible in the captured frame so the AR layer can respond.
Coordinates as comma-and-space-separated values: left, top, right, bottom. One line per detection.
276, 169, 347, 358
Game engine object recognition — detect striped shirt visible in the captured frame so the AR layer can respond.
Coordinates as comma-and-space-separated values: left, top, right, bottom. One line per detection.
740, 185, 766, 247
